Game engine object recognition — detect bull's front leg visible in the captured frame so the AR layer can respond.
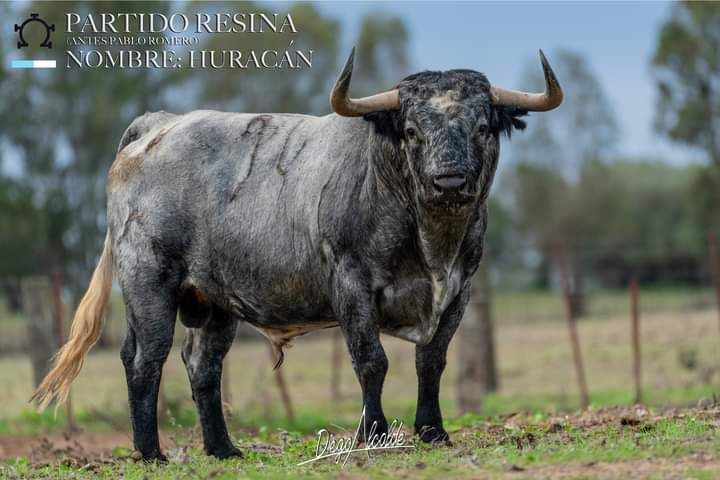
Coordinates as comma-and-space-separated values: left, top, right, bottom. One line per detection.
331, 256, 389, 440
414, 286, 470, 444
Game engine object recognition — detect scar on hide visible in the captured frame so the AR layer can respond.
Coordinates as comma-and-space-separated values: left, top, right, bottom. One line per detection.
145, 129, 167, 152
117, 209, 143, 242
230, 115, 274, 201
276, 120, 305, 175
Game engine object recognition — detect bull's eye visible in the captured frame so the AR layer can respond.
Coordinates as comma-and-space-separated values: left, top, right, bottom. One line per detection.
476, 125, 489, 137
405, 127, 417, 140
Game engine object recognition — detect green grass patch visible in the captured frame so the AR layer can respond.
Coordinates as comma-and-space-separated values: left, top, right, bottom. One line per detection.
2, 411, 718, 479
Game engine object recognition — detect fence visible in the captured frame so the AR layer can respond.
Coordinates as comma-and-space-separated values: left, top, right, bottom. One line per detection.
0, 237, 719, 424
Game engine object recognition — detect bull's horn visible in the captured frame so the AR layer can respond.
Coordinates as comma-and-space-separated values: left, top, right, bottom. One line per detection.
490, 50, 563, 112
330, 47, 400, 117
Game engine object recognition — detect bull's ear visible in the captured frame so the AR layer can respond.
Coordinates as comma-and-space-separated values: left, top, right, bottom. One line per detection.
493, 106, 528, 139
364, 110, 403, 142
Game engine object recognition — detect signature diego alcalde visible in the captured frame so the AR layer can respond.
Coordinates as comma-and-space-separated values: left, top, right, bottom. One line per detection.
297, 406, 413, 466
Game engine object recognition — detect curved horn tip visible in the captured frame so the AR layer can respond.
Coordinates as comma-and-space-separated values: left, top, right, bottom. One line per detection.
330, 46, 401, 116
490, 49, 563, 112
538, 49, 553, 74
340, 47, 356, 79
539, 49, 547, 62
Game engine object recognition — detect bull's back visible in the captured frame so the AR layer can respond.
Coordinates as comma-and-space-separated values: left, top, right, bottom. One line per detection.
107, 109, 367, 325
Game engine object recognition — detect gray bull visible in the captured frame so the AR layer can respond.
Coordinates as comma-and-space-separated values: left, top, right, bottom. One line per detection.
33, 49, 562, 461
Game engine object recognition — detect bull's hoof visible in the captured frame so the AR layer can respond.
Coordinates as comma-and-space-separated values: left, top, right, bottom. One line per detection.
208, 445, 243, 459
359, 416, 389, 444
415, 425, 452, 446
131, 449, 168, 463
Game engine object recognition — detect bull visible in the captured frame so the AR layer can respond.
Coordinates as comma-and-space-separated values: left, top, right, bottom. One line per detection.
32, 48, 562, 461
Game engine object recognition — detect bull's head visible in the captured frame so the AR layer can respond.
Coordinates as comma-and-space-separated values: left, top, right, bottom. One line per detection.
330, 48, 562, 216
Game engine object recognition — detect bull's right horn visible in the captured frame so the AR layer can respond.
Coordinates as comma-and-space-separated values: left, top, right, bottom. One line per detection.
330, 47, 400, 117
490, 49, 563, 112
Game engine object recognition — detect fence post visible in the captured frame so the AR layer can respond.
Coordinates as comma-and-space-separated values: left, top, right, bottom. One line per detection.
50, 268, 76, 432
554, 243, 590, 410
21, 276, 55, 388
330, 329, 342, 402
266, 343, 295, 423
708, 231, 720, 333
222, 356, 232, 414
457, 260, 498, 415
629, 277, 642, 404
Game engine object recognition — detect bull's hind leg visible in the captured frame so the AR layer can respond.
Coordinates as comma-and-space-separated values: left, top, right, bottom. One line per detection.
181, 306, 241, 458
120, 288, 177, 461
117, 245, 182, 462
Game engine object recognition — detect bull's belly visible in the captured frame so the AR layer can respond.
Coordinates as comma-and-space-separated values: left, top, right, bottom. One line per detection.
229, 269, 461, 360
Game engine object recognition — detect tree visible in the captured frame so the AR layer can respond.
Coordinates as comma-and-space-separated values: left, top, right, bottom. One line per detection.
506, 50, 619, 315
0, 2, 180, 298
652, 1, 720, 225
579, 159, 705, 286
181, 2, 341, 115
182, 5, 410, 116
456, 198, 510, 413
353, 15, 410, 96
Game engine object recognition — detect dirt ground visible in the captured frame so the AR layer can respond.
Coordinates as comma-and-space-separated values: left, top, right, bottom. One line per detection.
0, 431, 150, 466
521, 455, 720, 480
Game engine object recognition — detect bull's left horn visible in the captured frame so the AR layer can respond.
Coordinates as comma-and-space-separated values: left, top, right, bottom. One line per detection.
490, 50, 563, 112
330, 47, 400, 117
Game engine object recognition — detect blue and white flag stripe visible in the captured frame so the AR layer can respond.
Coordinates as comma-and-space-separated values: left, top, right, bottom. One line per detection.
11, 60, 56, 69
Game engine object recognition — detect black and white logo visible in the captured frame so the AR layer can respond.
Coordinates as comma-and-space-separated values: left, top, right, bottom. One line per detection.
15, 13, 54, 49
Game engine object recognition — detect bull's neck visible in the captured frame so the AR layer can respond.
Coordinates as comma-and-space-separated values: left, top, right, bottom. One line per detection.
363, 133, 472, 279
416, 208, 472, 277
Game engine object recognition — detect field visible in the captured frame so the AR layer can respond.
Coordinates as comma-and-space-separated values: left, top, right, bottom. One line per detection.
0, 288, 719, 478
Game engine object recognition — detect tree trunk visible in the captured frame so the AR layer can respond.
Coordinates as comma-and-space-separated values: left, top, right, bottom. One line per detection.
457, 260, 498, 415
21, 276, 57, 387
2, 278, 23, 314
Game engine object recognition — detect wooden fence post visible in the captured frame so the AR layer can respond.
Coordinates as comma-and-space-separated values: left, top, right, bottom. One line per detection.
330, 330, 342, 403
630, 277, 642, 404
222, 356, 233, 413
50, 269, 77, 432
457, 260, 498, 415
554, 243, 590, 410
22, 276, 55, 388
708, 231, 720, 333
266, 343, 295, 423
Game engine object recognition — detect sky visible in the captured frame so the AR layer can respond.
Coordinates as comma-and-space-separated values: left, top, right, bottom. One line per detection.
315, 1, 703, 163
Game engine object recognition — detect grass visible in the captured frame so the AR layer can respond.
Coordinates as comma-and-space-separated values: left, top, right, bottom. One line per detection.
1, 407, 719, 479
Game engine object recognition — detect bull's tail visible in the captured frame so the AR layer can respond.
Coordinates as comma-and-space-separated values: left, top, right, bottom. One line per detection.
31, 233, 113, 410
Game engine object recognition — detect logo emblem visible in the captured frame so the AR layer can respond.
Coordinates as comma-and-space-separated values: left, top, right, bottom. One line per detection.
15, 13, 54, 49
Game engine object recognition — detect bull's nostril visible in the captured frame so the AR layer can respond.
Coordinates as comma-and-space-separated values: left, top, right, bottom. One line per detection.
432, 175, 467, 191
